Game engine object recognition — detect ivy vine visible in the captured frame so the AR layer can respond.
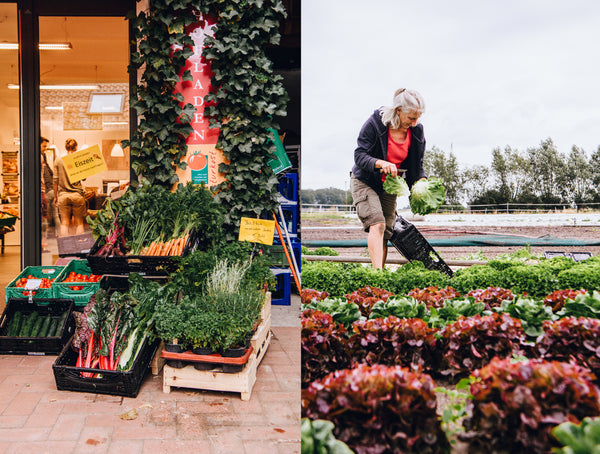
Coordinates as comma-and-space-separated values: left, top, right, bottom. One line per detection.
127, 0, 289, 240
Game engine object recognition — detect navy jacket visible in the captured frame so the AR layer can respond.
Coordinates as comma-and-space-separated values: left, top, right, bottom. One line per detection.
352, 109, 427, 194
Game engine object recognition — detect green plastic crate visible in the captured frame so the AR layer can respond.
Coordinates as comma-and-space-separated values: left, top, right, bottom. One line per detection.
53, 259, 101, 306
5, 266, 65, 302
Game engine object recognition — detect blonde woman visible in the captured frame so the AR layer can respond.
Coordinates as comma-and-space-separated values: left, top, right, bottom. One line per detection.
53, 138, 86, 236
350, 88, 427, 269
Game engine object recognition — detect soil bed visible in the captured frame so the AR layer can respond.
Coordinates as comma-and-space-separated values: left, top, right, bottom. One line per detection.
303, 215, 600, 260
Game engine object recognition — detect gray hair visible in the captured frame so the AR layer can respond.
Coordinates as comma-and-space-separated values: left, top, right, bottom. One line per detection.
379, 88, 426, 129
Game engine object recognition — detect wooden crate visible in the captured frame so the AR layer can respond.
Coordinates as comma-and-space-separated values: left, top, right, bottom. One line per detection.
151, 292, 271, 376
151, 341, 165, 375
162, 316, 271, 400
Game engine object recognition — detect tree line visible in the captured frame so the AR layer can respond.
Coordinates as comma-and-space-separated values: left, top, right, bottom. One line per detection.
301, 138, 600, 209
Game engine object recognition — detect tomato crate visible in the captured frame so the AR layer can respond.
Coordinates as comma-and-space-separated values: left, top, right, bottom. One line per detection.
53, 259, 102, 306
388, 216, 453, 277
52, 336, 160, 398
4, 265, 65, 302
0, 298, 75, 355
86, 229, 198, 276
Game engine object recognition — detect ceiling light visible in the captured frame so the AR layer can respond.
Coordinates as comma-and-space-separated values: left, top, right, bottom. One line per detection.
8, 84, 99, 90
111, 143, 125, 157
0, 42, 72, 50
45, 106, 63, 111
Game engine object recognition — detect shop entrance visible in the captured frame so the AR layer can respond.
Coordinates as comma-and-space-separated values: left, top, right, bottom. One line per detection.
38, 15, 131, 264
0, 0, 134, 303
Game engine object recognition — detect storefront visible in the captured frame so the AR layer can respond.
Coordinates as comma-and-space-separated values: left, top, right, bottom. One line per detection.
0, 0, 300, 276
0, 0, 136, 271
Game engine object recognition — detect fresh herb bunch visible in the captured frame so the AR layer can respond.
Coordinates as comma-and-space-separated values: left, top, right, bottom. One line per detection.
170, 241, 275, 293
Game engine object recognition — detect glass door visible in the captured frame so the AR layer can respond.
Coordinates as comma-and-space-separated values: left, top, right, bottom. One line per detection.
0, 2, 20, 304
38, 15, 130, 264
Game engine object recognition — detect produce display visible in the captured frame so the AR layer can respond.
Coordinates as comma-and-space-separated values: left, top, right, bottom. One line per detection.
302, 251, 600, 452
14, 275, 54, 289
87, 181, 224, 258
72, 275, 160, 374
61, 271, 101, 291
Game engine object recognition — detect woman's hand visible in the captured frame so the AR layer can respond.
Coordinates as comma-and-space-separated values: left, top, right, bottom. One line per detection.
375, 160, 398, 177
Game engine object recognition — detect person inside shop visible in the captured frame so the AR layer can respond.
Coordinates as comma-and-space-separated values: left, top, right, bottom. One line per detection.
350, 88, 427, 269
53, 138, 86, 236
41, 137, 60, 236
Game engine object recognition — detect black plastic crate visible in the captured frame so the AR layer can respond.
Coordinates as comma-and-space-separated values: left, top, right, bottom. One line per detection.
388, 216, 453, 277
0, 298, 75, 355
52, 336, 159, 398
86, 229, 198, 276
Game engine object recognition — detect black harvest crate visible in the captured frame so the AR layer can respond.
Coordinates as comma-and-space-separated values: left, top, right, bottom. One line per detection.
52, 336, 160, 398
0, 298, 75, 355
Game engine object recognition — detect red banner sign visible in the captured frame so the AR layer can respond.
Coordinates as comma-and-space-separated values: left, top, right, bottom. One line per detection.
174, 17, 226, 187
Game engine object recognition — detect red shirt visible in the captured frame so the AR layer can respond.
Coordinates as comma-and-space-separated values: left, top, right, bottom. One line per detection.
382, 128, 411, 182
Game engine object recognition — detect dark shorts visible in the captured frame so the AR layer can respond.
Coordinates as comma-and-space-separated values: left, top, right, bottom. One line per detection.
350, 175, 396, 239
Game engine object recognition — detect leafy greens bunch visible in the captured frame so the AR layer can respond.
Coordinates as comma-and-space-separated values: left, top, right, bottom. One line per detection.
409, 177, 446, 215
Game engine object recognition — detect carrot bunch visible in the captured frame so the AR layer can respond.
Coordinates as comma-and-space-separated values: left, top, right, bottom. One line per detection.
141, 232, 189, 257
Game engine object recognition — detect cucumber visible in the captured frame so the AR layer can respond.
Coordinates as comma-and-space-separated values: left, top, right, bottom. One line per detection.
18, 313, 33, 337
52, 311, 69, 337
47, 318, 59, 337
30, 315, 44, 337
39, 316, 52, 337
7, 311, 22, 337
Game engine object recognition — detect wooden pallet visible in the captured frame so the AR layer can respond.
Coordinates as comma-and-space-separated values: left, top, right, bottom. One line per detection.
151, 292, 271, 376
162, 316, 271, 400
151, 341, 166, 375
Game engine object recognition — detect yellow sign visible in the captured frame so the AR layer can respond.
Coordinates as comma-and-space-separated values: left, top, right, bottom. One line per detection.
62, 145, 108, 183
238, 217, 276, 245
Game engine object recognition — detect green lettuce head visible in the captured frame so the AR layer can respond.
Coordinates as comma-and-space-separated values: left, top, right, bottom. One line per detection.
409, 177, 446, 215
382, 175, 409, 197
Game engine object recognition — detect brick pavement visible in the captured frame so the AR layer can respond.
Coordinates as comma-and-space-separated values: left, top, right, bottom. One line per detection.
0, 297, 300, 454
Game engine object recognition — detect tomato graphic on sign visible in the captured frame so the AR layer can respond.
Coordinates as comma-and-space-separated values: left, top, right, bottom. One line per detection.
188, 152, 208, 184
188, 153, 207, 171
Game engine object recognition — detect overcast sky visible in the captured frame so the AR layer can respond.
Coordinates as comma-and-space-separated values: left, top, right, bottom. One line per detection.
301, 0, 600, 190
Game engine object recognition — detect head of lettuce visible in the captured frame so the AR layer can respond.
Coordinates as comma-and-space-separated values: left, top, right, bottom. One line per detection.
409, 177, 446, 215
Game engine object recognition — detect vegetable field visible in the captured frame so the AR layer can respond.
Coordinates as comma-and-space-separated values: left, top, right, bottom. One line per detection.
301, 216, 600, 453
